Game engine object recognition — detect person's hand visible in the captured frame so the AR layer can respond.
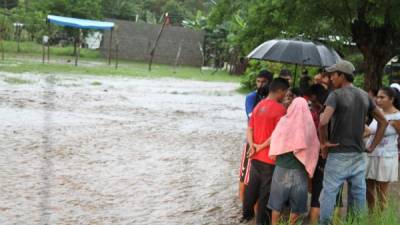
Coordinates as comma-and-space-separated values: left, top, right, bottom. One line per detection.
247, 145, 256, 158
320, 148, 328, 159
320, 142, 339, 159
265, 139, 271, 147
253, 144, 263, 152
321, 142, 340, 150
363, 126, 372, 138
366, 145, 375, 153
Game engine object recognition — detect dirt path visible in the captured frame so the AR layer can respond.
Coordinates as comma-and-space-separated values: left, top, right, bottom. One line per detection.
0, 72, 246, 225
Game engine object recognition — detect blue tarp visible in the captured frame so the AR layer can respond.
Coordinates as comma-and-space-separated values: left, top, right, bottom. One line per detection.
47, 15, 114, 30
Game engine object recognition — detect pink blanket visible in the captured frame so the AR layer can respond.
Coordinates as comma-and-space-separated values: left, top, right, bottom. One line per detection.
269, 97, 320, 177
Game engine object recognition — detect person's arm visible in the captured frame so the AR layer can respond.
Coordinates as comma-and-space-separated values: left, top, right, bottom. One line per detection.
245, 93, 255, 119
247, 113, 257, 157
318, 106, 339, 158
367, 108, 388, 153
389, 120, 400, 135
363, 125, 372, 138
253, 137, 271, 152
247, 127, 256, 157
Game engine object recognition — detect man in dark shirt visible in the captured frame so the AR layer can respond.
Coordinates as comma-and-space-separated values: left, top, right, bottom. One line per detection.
318, 60, 388, 224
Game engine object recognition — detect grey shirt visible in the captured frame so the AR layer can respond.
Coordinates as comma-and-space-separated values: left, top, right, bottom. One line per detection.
325, 86, 375, 153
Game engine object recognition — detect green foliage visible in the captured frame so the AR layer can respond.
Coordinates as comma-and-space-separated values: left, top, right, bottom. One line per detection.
0, 0, 19, 9
42, 0, 102, 19
240, 60, 284, 92
209, 0, 400, 89
354, 74, 389, 89
102, 0, 140, 21
2, 40, 101, 58
162, 0, 187, 25
3, 76, 32, 85
9, 7, 49, 41
101, 0, 211, 25
182, 10, 207, 30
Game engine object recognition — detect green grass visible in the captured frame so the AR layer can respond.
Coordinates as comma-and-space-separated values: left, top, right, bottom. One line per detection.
2, 40, 101, 59
274, 201, 399, 225
0, 40, 241, 83
91, 81, 102, 86
0, 57, 241, 83
3, 76, 32, 85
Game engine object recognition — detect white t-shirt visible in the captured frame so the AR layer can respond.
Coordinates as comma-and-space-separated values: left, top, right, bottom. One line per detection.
367, 112, 400, 157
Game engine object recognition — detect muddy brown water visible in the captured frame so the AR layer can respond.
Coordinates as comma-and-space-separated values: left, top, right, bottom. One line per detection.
2, 73, 399, 225
0, 73, 246, 225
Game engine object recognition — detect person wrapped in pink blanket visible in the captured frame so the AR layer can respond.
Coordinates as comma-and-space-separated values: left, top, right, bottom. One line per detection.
267, 97, 320, 225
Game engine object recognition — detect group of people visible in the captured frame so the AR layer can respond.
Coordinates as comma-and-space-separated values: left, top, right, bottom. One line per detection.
238, 60, 399, 225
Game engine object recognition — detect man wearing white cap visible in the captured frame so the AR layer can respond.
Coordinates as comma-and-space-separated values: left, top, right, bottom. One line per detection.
318, 60, 388, 224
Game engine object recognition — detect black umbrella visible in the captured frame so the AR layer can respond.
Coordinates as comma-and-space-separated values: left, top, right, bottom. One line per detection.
247, 39, 341, 85
247, 39, 341, 66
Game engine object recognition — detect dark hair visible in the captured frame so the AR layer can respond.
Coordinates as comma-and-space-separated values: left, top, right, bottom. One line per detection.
338, 72, 354, 82
279, 69, 292, 77
380, 87, 400, 110
257, 69, 273, 82
368, 88, 379, 97
289, 87, 302, 97
305, 84, 328, 104
269, 78, 290, 92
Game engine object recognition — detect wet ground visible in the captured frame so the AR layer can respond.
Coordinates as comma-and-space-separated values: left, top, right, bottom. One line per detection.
1, 72, 399, 225
0, 72, 246, 225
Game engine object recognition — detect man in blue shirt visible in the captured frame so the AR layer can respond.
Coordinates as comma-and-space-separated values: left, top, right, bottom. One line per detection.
240, 69, 274, 202
245, 70, 274, 119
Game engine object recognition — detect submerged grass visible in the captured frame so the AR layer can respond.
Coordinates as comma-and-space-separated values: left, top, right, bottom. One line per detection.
3, 76, 32, 85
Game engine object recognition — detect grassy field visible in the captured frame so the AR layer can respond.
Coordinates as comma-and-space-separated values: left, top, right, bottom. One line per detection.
0, 41, 241, 83
2, 40, 101, 59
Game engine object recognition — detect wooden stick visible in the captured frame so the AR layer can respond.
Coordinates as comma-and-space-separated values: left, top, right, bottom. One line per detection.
148, 13, 168, 71
47, 23, 50, 62
75, 29, 82, 67
42, 41, 45, 64
17, 25, 21, 53
115, 41, 119, 69
108, 28, 113, 65
173, 40, 183, 73
0, 35, 4, 61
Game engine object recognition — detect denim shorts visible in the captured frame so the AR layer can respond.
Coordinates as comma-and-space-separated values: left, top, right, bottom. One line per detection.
268, 166, 308, 214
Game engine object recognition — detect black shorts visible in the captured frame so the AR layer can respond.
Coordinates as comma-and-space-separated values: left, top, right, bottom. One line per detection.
311, 157, 343, 208
239, 142, 251, 184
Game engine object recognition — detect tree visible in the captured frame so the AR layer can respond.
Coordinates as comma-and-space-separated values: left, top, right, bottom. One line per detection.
209, 0, 400, 90
102, 0, 140, 21
286, 0, 400, 90
0, 0, 19, 9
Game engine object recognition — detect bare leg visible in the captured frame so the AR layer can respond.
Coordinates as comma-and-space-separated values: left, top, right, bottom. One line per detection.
376, 181, 389, 210
289, 213, 300, 225
366, 179, 376, 212
271, 210, 281, 225
309, 207, 320, 225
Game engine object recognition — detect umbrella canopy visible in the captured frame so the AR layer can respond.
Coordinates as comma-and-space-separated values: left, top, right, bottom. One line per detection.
247, 39, 341, 67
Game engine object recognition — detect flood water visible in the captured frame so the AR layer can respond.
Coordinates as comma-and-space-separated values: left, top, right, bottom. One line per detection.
0, 72, 246, 225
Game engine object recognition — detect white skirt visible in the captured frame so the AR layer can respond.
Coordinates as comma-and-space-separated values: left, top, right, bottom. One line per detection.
366, 156, 398, 182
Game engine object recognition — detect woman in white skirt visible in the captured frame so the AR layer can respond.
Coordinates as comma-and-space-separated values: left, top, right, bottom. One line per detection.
365, 87, 400, 211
